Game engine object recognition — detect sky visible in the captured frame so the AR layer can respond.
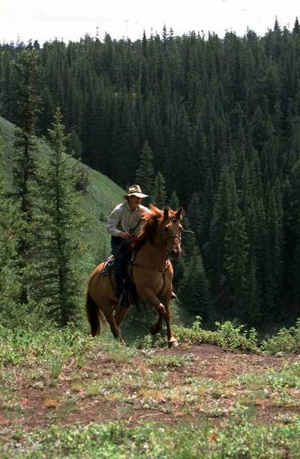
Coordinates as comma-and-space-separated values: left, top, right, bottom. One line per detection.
0, 0, 299, 44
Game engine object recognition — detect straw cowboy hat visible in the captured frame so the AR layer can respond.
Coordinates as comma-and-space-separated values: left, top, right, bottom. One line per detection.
123, 184, 148, 199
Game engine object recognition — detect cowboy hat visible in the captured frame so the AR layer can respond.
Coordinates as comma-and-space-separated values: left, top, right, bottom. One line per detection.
123, 184, 148, 199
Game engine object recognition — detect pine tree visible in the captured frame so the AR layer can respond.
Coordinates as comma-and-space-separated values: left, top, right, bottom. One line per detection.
181, 215, 197, 259
178, 249, 213, 323
35, 107, 86, 326
67, 130, 82, 159
208, 169, 232, 289
293, 18, 300, 35
168, 190, 180, 210
135, 140, 155, 202
223, 185, 249, 315
12, 49, 40, 306
263, 186, 283, 319
152, 171, 167, 208
186, 192, 202, 244
199, 168, 214, 249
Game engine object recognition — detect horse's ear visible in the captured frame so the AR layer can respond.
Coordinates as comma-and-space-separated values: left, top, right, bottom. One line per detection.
163, 207, 169, 221
176, 207, 183, 220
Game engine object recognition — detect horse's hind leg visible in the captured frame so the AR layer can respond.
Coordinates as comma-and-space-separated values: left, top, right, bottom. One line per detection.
104, 306, 124, 343
107, 317, 121, 340
114, 307, 130, 327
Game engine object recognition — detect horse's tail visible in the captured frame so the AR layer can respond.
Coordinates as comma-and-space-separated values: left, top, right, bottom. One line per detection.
86, 292, 102, 336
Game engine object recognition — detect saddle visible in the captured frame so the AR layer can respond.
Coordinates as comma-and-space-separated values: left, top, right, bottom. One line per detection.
100, 251, 136, 276
100, 254, 115, 275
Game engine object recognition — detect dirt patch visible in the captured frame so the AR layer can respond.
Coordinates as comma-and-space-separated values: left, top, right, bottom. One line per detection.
0, 344, 299, 431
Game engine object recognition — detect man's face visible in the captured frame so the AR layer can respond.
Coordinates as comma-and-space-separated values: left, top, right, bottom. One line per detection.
128, 195, 142, 210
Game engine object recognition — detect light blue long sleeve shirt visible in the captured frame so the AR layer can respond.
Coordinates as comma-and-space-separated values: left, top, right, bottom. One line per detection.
106, 201, 149, 238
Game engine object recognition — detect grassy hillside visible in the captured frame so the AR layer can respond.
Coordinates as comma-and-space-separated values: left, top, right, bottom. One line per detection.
0, 116, 124, 274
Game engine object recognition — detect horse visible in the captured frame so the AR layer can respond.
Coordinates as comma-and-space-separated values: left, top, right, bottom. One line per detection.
86, 205, 183, 348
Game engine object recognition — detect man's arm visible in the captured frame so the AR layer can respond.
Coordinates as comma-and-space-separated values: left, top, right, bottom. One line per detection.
107, 206, 130, 239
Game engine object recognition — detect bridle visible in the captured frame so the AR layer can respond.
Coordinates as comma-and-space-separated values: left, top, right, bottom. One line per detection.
159, 219, 182, 256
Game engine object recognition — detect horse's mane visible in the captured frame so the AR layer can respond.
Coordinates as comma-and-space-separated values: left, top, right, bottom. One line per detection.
132, 205, 177, 253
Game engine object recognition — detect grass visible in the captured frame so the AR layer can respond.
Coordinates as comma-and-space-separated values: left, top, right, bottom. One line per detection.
1, 321, 300, 457
1, 418, 300, 458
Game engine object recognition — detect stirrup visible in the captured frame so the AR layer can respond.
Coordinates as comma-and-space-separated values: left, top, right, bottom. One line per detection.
171, 292, 177, 300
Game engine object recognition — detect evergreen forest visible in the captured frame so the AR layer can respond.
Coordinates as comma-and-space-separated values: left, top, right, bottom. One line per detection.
2, 19, 300, 329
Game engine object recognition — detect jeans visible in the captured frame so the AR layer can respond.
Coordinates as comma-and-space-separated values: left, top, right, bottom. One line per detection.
111, 236, 130, 297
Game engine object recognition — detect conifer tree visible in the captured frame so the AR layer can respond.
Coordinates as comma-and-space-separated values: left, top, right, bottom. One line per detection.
152, 171, 167, 208
135, 140, 155, 202
186, 192, 202, 243
208, 169, 232, 289
168, 190, 180, 210
35, 108, 86, 326
293, 17, 300, 34
68, 130, 82, 159
263, 186, 283, 318
178, 248, 213, 323
243, 254, 261, 325
12, 49, 40, 306
199, 168, 214, 249
223, 183, 249, 313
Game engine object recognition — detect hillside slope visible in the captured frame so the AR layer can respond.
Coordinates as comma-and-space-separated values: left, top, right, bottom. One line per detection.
0, 116, 124, 274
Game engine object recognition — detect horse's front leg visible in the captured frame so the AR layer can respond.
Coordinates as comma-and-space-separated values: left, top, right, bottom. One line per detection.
141, 288, 178, 347
141, 288, 166, 315
161, 290, 178, 348
139, 288, 165, 335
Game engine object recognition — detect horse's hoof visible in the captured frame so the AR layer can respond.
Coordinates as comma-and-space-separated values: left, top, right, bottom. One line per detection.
168, 338, 179, 348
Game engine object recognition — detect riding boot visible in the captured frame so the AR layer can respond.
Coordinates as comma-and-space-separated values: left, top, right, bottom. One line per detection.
118, 281, 130, 309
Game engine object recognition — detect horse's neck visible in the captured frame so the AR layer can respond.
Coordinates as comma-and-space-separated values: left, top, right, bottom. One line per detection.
134, 240, 168, 266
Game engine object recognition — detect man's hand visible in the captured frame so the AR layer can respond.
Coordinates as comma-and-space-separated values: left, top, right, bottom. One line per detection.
120, 232, 130, 239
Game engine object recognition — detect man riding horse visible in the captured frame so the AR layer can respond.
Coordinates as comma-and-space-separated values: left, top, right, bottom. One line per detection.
106, 184, 149, 308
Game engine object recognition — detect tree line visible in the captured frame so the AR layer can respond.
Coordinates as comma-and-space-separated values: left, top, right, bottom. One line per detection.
1, 19, 300, 328
0, 50, 85, 328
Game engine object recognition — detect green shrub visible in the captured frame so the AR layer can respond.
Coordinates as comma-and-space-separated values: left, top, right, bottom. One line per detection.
261, 319, 300, 354
173, 316, 259, 352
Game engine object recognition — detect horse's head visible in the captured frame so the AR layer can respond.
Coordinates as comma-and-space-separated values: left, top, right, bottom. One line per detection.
161, 206, 183, 259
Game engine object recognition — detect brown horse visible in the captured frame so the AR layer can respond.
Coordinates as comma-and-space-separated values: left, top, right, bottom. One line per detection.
86, 205, 183, 348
